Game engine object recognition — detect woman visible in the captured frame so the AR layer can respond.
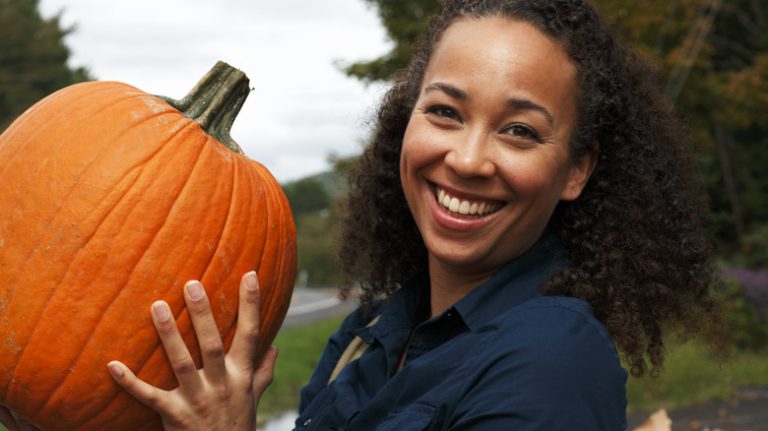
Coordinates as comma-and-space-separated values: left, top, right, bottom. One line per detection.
0, 0, 721, 430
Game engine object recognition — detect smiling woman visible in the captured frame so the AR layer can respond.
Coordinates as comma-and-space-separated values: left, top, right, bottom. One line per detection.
331, 0, 720, 428
400, 17, 596, 301
0, 1, 723, 430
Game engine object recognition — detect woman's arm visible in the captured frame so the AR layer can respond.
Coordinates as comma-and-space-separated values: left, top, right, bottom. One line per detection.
108, 271, 277, 431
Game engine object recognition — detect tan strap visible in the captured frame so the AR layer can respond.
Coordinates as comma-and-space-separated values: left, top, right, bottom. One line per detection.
328, 315, 381, 384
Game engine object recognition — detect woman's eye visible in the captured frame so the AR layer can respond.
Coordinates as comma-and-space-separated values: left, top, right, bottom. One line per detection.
426, 105, 461, 122
503, 124, 542, 142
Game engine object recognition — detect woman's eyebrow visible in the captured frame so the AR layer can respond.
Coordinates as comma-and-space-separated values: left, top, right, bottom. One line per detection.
424, 82, 467, 100
424, 82, 554, 127
507, 98, 554, 127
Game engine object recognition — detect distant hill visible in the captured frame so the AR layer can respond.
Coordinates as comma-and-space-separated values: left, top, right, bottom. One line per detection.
290, 170, 348, 200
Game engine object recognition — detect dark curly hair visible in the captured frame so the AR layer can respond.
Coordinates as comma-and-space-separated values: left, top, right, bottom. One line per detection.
339, 0, 721, 377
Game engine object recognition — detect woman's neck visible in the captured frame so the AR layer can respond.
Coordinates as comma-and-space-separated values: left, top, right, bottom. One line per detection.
427, 255, 496, 318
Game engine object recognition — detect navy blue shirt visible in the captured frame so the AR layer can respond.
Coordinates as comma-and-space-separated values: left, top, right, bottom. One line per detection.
296, 240, 628, 430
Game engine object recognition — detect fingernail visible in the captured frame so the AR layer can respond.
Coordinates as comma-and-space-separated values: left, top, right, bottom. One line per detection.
108, 361, 124, 378
186, 280, 204, 301
246, 271, 258, 291
152, 301, 171, 322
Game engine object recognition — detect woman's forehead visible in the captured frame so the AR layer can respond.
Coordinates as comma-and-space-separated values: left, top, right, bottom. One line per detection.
421, 16, 578, 123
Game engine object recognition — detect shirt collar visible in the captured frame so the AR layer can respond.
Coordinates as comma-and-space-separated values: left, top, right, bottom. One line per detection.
452, 235, 569, 331
369, 234, 569, 336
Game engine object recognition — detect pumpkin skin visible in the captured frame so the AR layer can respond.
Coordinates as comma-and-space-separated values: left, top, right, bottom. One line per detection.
0, 62, 297, 430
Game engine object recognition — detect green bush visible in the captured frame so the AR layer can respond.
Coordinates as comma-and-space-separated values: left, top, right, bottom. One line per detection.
718, 277, 768, 351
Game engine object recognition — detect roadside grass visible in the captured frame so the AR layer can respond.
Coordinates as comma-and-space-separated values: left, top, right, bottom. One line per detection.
626, 337, 768, 413
258, 314, 346, 421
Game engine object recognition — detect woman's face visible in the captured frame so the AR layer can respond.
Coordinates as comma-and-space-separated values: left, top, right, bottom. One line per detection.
400, 16, 596, 277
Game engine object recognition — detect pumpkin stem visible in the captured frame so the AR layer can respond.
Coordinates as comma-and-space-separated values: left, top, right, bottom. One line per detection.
159, 61, 250, 155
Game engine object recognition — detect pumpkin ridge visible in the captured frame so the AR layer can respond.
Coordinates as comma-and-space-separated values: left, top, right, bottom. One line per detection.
61, 127, 244, 430
3, 167, 142, 410
133, 139, 240, 380
35, 124, 211, 425
251, 167, 295, 360
223, 160, 273, 351
0, 104, 192, 336
75, 139, 253, 430
190, 141, 240, 344
11, 140, 190, 420
1, 117, 195, 406
0, 84, 126, 191
221, 163, 270, 350
213, 159, 255, 352
0, 88, 185, 306
259, 172, 279, 348
189, 136, 239, 290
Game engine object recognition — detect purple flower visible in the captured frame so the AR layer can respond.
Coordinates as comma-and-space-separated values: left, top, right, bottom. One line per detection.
721, 267, 768, 316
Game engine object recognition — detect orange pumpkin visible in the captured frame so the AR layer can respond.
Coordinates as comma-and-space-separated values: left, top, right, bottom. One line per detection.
0, 61, 297, 430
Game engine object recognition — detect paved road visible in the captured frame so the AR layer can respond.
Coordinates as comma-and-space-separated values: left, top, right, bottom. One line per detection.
281, 287, 356, 329
628, 387, 768, 430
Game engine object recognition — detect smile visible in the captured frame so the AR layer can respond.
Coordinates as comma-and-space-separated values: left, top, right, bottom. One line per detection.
435, 186, 505, 217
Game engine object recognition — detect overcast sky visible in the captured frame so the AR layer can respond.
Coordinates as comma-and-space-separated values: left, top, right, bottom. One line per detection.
38, 0, 392, 183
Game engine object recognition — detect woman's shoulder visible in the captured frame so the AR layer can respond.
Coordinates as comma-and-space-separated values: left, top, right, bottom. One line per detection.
480, 295, 625, 377
450, 295, 628, 429
504, 295, 613, 342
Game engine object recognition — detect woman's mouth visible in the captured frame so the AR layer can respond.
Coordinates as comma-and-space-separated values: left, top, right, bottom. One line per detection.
434, 186, 505, 217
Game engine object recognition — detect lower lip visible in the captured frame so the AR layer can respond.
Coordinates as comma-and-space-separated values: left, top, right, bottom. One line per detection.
429, 191, 502, 232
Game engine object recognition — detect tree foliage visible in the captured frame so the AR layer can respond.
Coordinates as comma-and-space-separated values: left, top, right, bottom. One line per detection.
0, 0, 91, 130
283, 177, 332, 219
344, 0, 768, 263
344, 0, 438, 82
282, 175, 341, 287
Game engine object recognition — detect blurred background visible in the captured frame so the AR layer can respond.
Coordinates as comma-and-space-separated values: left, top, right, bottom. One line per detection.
1, 0, 766, 429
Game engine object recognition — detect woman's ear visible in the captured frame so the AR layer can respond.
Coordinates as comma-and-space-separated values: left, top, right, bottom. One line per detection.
560, 147, 599, 202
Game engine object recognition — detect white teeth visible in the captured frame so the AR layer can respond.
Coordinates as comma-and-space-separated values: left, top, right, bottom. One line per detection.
449, 197, 460, 212
458, 201, 470, 215
435, 187, 502, 217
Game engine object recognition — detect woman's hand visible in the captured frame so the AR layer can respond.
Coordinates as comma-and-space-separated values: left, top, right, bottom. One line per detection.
107, 271, 278, 431
0, 406, 39, 431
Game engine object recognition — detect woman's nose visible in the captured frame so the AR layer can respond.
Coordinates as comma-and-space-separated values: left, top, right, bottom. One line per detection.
443, 132, 496, 178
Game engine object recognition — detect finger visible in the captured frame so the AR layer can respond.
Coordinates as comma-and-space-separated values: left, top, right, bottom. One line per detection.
253, 346, 278, 401
229, 271, 260, 370
151, 300, 202, 392
184, 280, 226, 382
108, 361, 173, 414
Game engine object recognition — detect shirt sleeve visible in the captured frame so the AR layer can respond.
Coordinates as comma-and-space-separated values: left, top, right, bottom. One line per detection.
297, 305, 375, 413
448, 298, 628, 431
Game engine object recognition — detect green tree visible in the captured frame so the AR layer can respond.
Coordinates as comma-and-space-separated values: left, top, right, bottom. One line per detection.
345, 0, 768, 263
294, 210, 341, 287
343, 0, 438, 82
283, 177, 332, 220
0, 0, 91, 131
282, 174, 341, 286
